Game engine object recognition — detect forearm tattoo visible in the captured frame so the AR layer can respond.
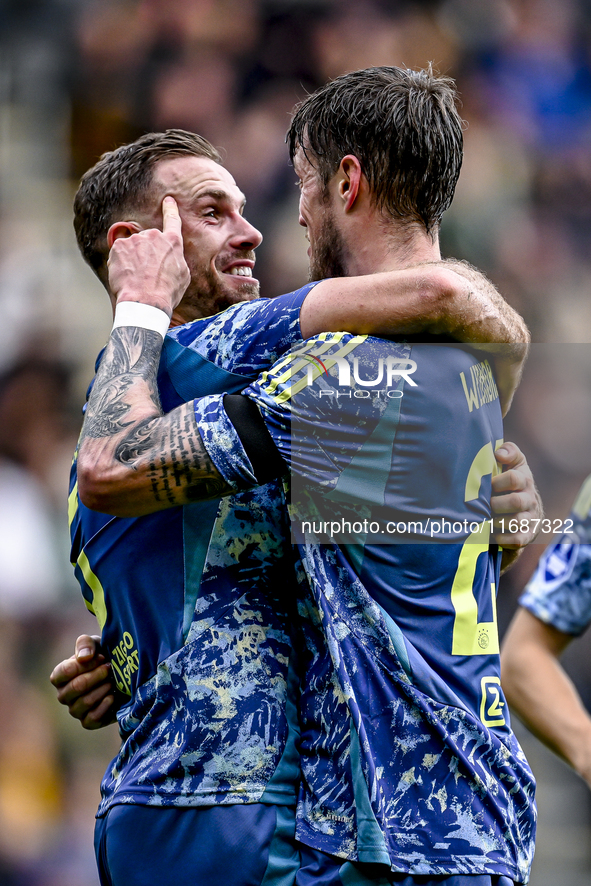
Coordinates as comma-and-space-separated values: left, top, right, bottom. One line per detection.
81, 327, 163, 442
80, 327, 230, 506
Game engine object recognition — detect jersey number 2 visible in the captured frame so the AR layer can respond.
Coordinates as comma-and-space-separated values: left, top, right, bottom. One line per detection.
450, 440, 503, 657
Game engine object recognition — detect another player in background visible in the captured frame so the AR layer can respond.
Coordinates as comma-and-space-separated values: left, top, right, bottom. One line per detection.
60, 67, 539, 885
502, 474, 591, 789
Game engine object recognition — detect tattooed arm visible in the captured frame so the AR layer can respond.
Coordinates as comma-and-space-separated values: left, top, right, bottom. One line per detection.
77, 326, 232, 515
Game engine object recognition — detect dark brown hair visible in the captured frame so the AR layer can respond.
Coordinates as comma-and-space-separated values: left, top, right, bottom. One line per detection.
287, 65, 463, 233
73, 129, 221, 283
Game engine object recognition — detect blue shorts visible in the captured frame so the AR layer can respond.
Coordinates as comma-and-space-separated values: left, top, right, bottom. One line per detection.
94, 804, 519, 886
94, 803, 299, 886
296, 846, 517, 886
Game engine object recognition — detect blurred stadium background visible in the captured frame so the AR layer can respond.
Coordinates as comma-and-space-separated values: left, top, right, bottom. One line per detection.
0, 0, 589, 882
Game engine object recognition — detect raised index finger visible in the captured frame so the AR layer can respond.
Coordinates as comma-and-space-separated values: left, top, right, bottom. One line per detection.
162, 195, 182, 237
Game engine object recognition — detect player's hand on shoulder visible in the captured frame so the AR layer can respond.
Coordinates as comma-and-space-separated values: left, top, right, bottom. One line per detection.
49, 634, 119, 730
108, 196, 190, 317
491, 441, 542, 549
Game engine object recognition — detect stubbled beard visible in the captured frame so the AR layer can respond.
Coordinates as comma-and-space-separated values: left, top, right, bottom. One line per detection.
308, 212, 347, 281
185, 262, 259, 315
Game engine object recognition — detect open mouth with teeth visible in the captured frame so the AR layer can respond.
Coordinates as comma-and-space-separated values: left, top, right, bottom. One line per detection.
227, 266, 253, 277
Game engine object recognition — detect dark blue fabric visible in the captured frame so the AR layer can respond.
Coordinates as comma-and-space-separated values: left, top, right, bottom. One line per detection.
95, 803, 297, 886
296, 845, 517, 885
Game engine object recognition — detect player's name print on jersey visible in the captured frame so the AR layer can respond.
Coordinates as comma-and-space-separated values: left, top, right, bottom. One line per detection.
460, 359, 499, 413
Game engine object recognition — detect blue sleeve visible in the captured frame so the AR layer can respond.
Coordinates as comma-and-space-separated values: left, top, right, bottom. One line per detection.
239, 333, 411, 496
191, 332, 403, 496
165, 283, 321, 376
193, 394, 258, 492
519, 476, 591, 636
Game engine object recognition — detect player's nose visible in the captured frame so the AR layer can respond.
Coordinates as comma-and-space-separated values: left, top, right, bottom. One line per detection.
230, 214, 262, 249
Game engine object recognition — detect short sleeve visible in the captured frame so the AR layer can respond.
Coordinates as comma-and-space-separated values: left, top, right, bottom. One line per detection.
241, 333, 411, 497
193, 394, 258, 491
519, 477, 591, 635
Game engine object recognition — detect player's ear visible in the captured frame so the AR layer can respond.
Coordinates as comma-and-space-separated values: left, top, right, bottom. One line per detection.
338, 155, 363, 212
107, 220, 142, 249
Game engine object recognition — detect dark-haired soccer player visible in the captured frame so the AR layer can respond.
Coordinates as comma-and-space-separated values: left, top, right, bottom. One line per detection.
55, 68, 536, 886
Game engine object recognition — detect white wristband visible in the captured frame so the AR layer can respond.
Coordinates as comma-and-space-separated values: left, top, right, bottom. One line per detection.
112, 301, 170, 339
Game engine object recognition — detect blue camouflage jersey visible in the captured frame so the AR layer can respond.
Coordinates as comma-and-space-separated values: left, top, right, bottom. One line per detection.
196, 334, 537, 882
68, 285, 316, 817
520, 473, 591, 635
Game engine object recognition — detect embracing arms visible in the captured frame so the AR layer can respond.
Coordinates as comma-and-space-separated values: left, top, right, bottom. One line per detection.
54, 439, 540, 730
78, 197, 530, 516
304, 262, 528, 415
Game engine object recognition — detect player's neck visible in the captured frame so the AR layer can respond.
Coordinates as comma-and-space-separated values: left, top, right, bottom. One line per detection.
343, 220, 441, 276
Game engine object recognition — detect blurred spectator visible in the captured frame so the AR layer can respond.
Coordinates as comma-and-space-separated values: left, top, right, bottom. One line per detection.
0, 358, 116, 884
0, 359, 79, 616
